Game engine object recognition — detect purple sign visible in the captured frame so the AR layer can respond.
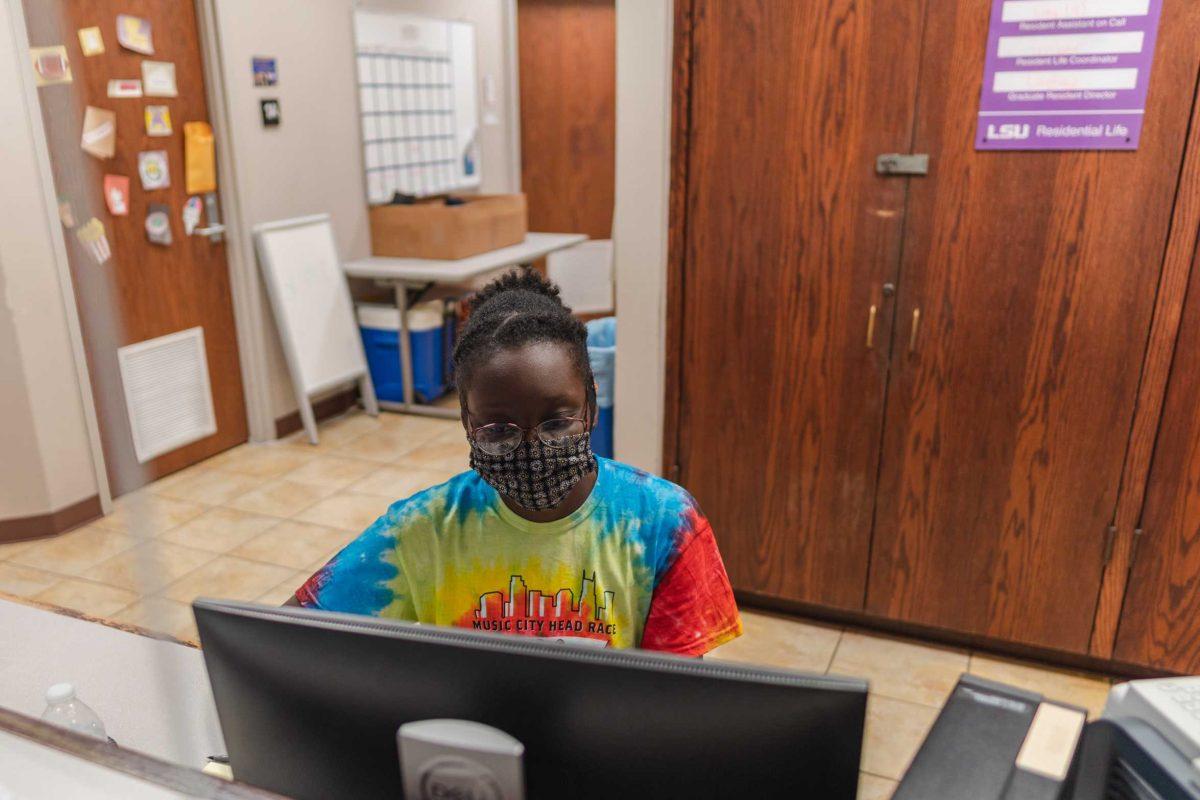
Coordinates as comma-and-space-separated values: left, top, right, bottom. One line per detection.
976, 0, 1162, 151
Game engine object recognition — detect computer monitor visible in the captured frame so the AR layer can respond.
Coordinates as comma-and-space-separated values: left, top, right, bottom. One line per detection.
194, 599, 868, 800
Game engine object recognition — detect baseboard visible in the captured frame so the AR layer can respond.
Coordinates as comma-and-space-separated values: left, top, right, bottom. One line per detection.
0, 495, 103, 544
273, 388, 360, 439
734, 589, 1174, 681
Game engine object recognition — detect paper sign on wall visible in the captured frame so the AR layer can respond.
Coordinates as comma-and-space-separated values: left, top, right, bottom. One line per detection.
77, 27, 104, 56
107, 79, 142, 98
145, 105, 172, 136
252, 56, 277, 86
116, 14, 153, 55
138, 150, 170, 190
977, 0, 1164, 150
183, 122, 216, 194
30, 45, 72, 86
76, 218, 112, 264
58, 198, 76, 228
142, 61, 177, 97
104, 174, 130, 216
80, 106, 116, 159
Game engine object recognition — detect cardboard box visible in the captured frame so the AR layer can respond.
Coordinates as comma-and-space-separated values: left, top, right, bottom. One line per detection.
369, 194, 527, 260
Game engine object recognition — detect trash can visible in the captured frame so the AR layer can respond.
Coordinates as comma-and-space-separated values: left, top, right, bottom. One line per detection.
358, 301, 446, 404
586, 317, 616, 459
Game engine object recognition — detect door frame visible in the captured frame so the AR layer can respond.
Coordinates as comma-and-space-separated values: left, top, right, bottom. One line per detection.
6, 0, 111, 513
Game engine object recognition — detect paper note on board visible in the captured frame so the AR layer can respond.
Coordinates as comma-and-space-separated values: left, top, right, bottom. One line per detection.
142, 61, 177, 97
30, 45, 72, 86
77, 27, 105, 56
76, 218, 112, 264
104, 174, 130, 216
116, 14, 153, 55
145, 105, 172, 136
183, 122, 216, 194
138, 150, 170, 190
80, 106, 116, 159
107, 79, 142, 98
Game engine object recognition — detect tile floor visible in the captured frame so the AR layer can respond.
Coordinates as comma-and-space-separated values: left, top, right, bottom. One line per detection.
0, 408, 1117, 800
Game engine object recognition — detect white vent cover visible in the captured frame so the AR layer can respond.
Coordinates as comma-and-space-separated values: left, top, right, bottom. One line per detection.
117, 327, 217, 464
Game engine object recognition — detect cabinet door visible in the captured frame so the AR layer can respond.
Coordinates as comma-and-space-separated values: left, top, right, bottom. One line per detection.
1115, 241, 1200, 673
675, 0, 925, 608
866, 0, 1200, 651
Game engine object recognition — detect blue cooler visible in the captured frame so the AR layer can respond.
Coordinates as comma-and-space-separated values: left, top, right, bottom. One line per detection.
586, 317, 616, 459
358, 302, 446, 403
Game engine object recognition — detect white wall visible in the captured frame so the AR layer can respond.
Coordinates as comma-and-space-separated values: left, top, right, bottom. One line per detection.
0, 0, 101, 517
612, 0, 672, 475
208, 0, 520, 429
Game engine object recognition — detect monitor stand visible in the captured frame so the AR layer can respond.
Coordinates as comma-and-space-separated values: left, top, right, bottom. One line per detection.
398, 719, 525, 800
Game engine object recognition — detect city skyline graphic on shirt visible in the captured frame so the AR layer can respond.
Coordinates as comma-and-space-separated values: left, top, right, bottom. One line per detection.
475, 571, 615, 623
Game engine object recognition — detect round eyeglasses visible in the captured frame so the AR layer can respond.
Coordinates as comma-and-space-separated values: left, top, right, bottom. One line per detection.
467, 414, 588, 456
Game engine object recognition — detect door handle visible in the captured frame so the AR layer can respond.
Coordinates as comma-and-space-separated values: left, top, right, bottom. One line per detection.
200, 192, 224, 243
866, 305, 878, 348
908, 308, 921, 352
194, 224, 226, 238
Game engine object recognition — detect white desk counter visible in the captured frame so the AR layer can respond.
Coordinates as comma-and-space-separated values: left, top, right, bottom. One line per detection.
0, 596, 223, 770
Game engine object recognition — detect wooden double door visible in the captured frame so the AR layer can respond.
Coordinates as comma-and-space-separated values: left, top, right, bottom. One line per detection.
671, 0, 1200, 656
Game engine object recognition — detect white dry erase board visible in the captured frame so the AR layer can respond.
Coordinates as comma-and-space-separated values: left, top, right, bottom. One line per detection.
253, 215, 378, 443
354, 8, 481, 201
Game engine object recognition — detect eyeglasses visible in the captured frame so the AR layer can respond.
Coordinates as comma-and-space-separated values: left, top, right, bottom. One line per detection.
467, 411, 589, 456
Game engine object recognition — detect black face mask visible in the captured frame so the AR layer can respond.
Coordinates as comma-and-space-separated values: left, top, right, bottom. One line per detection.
469, 433, 596, 511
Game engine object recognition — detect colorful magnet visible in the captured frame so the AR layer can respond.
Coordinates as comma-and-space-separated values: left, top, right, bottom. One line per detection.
141, 60, 177, 97
77, 27, 105, 56
30, 46, 72, 86
116, 14, 153, 55
103, 175, 130, 216
58, 198, 76, 229
80, 106, 116, 159
145, 203, 172, 245
183, 196, 203, 235
107, 78, 142, 98
76, 218, 112, 264
252, 56, 277, 86
138, 150, 170, 190
144, 105, 172, 137
260, 98, 280, 127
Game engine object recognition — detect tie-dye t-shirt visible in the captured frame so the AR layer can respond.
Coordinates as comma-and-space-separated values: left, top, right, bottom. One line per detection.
295, 457, 742, 656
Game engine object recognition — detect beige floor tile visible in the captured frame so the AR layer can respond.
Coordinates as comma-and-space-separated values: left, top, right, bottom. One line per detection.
345, 465, 456, 500
92, 494, 207, 538
831, 631, 968, 708
203, 443, 315, 478
82, 542, 214, 593
857, 773, 897, 800
294, 493, 392, 531
860, 694, 938, 781
154, 468, 265, 506
254, 571, 312, 606
968, 654, 1112, 718
0, 562, 62, 597
396, 434, 469, 472
709, 611, 842, 672
282, 410, 383, 449
280, 455, 378, 489
232, 520, 356, 570
335, 428, 431, 463
33, 578, 138, 618
145, 461, 214, 495
110, 597, 199, 644
0, 537, 44, 562
377, 413, 460, 439
10, 525, 138, 576
159, 507, 284, 553
162, 555, 295, 604
226, 479, 338, 518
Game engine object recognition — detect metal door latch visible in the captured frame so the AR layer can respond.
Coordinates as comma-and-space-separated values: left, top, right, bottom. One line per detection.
876, 154, 929, 176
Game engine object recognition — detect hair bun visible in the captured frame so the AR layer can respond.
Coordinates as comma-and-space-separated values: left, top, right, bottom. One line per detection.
469, 267, 563, 314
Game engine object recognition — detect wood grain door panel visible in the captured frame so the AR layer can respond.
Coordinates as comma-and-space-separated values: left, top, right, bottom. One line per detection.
677, 0, 925, 608
23, 0, 247, 497
518, 0, 615, 240
1114, 238, 1200, 673
866, 0, 1200, 652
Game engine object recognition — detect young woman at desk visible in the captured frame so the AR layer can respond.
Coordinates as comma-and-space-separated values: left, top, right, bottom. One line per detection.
288, 270, 742, 656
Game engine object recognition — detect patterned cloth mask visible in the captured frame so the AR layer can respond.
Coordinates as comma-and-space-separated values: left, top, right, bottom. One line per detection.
469, 433, 597, 511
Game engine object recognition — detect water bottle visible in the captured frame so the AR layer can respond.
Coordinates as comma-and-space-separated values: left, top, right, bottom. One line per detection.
40, 683, 106, 740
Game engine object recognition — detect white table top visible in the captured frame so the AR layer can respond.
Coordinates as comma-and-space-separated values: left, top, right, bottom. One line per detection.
343, 232, 587, 283
0, 599, 223, 770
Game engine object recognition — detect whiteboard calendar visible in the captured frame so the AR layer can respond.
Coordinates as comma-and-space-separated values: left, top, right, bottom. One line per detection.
354, 10, 481, 202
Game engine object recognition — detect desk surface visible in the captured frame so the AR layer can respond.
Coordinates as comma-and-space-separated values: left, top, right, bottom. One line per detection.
0, 596, 223, 770
342, 232, 587, 283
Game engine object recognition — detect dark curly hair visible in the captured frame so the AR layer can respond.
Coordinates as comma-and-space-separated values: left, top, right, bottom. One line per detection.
452, 268, 596, 412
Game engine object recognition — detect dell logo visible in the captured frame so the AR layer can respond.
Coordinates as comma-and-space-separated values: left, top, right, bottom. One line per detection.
986, 123, 1030, 141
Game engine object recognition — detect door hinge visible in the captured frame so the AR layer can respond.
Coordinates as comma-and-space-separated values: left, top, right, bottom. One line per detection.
1126, 527, 1145, 575
876, 153, 930, 175
1101, 525, 1118, 566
